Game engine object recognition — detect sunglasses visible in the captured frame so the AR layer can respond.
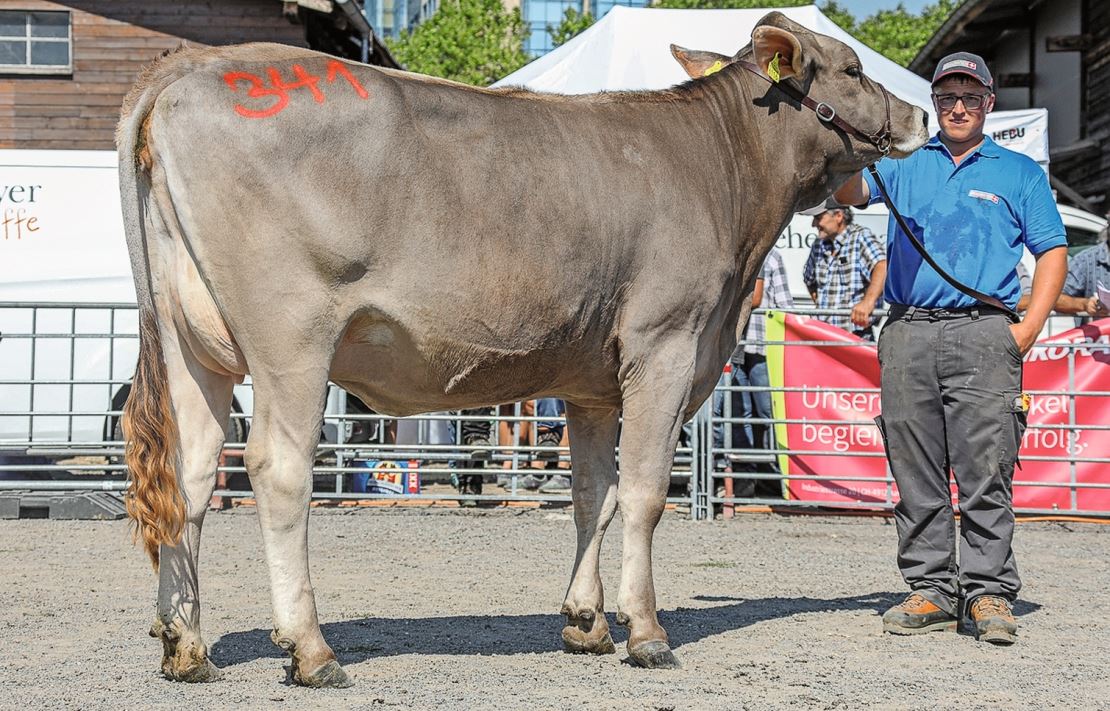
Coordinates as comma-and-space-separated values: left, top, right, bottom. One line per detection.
932, 93, 989, 111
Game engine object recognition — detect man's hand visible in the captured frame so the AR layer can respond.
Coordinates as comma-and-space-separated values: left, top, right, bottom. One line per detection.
851, 297, 876, 328
1008, 321, 1039, 355
1085, 295, 1109, 318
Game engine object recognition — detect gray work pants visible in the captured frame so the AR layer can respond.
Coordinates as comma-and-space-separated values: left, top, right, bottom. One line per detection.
877, 306, 1027, 615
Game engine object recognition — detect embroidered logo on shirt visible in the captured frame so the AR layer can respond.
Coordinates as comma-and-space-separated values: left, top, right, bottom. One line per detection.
943, 59, 977, 71
968, 189, 999, 204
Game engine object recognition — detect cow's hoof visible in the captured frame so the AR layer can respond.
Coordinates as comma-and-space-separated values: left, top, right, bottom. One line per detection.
163, 656, 222, 683
563, 628, 616, 655
628, 641, 681, 669
294, 659, 353, 689
152, 619, 221, 683
561, 604, 615, 655
562, 622, 616, 655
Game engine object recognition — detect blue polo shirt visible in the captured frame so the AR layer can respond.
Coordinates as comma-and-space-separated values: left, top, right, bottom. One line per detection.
863, 134, 1066, 309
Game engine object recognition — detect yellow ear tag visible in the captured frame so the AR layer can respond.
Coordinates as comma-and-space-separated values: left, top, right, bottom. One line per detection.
702, 60, 724, 77
768, 52, 782, 82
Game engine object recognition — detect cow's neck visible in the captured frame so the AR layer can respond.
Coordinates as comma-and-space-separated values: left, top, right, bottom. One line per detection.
683, 70, 841, 265
682, 70, 856, 363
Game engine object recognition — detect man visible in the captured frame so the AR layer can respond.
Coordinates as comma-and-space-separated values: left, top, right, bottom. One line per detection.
802, 200, 887, 339
834, 52, 1067, 645
1054, 228, 1110, 321
727, 246, 794, 497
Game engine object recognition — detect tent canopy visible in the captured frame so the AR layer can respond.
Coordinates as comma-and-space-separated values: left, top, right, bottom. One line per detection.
494, 5, 1048, 166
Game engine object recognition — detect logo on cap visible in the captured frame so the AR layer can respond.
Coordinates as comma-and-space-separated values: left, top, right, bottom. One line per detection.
943, 59, 977, 71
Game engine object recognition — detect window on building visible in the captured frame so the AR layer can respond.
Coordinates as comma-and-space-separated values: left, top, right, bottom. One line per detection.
525, 0, 578, 56
523, 0, 652, 57
593, 0, 649, 20
0, 10, 71, 74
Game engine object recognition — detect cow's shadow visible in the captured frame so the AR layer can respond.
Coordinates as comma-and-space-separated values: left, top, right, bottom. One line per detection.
209, 591, 1041, 667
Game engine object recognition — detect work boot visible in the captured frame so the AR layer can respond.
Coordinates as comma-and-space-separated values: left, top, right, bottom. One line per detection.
882, 592, 957, 635
969, 595, 1018, 645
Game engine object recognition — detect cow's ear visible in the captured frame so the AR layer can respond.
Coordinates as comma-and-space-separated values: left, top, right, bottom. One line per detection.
670, 44, 734, 79
751, 26, 803, 81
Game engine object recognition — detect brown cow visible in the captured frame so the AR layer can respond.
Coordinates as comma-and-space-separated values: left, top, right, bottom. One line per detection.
117, 12, 927, 686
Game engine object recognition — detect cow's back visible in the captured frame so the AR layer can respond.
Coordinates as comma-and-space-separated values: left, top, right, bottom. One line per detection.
137, 44, 739, 412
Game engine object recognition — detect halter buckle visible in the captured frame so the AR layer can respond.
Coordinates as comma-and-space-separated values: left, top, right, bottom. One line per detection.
872, 130, 893, 156
815, 102, 836, 122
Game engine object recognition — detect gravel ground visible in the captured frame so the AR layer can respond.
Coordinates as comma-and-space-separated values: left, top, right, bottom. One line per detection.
1, 506, 1107, 710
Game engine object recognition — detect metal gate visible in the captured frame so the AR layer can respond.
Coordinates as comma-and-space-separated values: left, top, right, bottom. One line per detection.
2, 301, 1106, 518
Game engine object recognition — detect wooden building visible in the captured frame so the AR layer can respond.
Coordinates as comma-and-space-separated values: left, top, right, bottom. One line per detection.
909, 0, 1108, 215
0, 0, 398, 149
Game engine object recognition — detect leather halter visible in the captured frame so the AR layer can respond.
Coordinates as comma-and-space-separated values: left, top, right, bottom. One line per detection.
737, 59, 893, 156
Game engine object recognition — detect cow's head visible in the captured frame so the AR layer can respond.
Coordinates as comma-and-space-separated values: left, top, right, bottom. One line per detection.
671, 12, 929, 169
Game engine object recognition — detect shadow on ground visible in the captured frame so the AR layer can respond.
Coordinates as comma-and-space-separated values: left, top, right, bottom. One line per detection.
210, 591, 1035, 667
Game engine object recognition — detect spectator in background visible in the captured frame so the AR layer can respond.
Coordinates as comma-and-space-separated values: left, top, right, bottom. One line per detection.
534, 398, 571, 493
1053, 227, 1110, 323
456, 400, 567, 493
802, 199, 887, 339
727, 246, 794, 497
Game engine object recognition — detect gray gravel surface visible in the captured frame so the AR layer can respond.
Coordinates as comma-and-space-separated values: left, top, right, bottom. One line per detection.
1, 507, 1107, 710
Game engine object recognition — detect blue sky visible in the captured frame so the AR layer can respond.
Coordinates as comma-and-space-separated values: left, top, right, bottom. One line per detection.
842, 0, 932, 18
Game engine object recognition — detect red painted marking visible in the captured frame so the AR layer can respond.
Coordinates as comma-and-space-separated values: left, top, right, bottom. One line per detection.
326, 60, 370, 99
223, 70, 288, 119
270, 64, 324, 104
224, 61, 370, 119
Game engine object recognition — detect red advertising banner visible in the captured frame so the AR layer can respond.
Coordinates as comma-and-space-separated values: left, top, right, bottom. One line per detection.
765, 312, 1110, 513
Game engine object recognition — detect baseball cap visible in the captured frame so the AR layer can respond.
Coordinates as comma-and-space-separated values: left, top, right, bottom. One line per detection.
799, 198, 849, 217
931, 52, 993, 89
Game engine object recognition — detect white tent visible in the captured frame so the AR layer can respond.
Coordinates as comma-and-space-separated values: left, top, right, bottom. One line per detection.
494, 5, 1049, 168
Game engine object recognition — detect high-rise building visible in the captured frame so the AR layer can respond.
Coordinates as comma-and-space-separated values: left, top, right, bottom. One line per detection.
367, 0, 649, 55
521, 0, 649, 56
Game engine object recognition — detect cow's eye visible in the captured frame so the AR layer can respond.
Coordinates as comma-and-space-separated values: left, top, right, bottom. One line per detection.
845, 66, 861, 78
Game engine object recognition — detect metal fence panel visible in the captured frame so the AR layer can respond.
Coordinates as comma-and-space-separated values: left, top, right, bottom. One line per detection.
3, 302, 1107, 518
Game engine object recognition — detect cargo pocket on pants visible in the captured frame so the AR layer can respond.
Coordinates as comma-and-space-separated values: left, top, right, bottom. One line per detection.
1001, 392, 1028, 472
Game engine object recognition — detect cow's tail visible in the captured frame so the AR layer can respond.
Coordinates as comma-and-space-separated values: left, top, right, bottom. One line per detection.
115, 47, 198, 569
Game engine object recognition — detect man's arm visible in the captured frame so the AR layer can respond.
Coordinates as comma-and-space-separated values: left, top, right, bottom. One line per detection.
1054, 293, 1089, 314
1011, 246, 1068, 353
1053, 250, 1108, 316
834, 172, 870, 207
752, 277, 765, 308
851, 260, 887, 328
801, 245, 819, 303
1056, 293, 1109, 317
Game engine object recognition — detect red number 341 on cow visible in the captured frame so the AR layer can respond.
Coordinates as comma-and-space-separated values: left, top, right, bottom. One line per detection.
223, 60, 370, 120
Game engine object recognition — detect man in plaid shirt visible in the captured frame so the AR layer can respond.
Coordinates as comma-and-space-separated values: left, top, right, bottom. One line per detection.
802, 200, 887, 339
1054, 227, 1110, 322
719, 247, 793, 496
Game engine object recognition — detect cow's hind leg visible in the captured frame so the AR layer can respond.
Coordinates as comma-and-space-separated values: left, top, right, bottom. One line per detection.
560, 404, 620, 655
151, 329, 235, 682
614, 343, 695, 669
245, 365, 351, 688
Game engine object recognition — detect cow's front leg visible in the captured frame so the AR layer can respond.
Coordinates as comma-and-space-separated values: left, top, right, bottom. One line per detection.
614, 345, 695, 669
561, 404, 620, 655
245, 368, 351, 688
